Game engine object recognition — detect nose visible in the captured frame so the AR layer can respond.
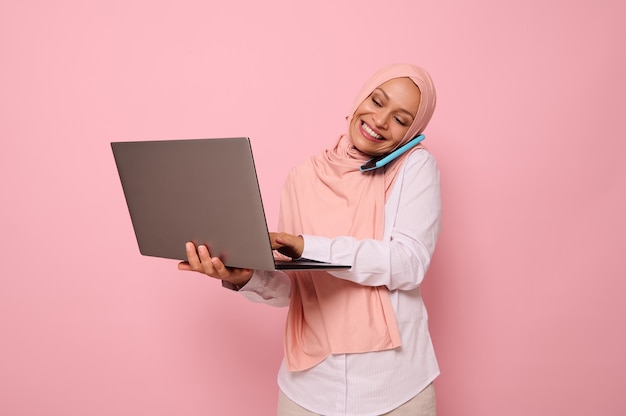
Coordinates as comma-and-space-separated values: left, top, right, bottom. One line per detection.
373, 110, 390, 129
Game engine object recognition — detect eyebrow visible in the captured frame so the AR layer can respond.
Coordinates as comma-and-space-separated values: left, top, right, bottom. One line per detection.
374, 88, 417, 120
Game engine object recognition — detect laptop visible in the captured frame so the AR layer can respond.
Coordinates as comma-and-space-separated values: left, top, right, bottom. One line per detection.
111, 137, 350, 272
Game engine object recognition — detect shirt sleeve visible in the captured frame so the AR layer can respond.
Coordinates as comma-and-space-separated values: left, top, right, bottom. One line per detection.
300, 150, 442, 291
222, 270, 292, 307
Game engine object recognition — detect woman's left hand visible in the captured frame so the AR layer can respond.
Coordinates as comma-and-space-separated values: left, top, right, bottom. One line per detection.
270, 232, 304, 259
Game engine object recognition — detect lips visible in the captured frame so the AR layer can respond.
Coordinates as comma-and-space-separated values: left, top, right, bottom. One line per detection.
361, 121, 383, 141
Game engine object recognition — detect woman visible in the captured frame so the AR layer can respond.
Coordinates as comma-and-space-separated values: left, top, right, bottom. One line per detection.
179, 63, 441, 416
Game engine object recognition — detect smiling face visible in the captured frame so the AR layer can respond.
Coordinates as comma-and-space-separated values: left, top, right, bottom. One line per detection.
349, 77, 421, 156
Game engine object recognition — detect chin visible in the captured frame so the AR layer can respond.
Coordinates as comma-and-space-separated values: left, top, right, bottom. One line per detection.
352, 138, 373, 155
356, 139, 389, 157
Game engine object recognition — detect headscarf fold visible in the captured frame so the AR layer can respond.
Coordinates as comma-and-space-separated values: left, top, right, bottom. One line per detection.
278, 64, 437, 371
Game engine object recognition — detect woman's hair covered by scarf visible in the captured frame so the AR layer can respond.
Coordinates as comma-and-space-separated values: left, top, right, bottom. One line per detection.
347, 63, 437, 147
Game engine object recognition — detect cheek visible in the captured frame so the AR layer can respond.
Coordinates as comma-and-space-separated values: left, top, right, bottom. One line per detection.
390, 125, 410, 143
352, 100, 372, 118
348, 117, 359, 137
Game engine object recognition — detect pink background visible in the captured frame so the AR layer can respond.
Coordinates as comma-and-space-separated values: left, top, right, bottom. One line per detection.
1, 0, 625, 414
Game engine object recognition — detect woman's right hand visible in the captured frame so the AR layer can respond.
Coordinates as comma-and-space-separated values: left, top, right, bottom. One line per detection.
270, 232, 304, 259
177, 242, 253, 287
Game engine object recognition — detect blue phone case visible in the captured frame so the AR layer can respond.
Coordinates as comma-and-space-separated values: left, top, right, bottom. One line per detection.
360, 134, 425, 172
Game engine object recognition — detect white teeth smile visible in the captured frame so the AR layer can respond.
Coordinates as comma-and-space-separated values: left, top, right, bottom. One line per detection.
362, 122, 383, 140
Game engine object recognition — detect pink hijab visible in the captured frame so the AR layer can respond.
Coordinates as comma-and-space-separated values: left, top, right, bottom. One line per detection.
278, 64, 437, 371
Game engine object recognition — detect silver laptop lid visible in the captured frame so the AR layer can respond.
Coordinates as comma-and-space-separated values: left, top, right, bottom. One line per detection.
111, 137, 277, 271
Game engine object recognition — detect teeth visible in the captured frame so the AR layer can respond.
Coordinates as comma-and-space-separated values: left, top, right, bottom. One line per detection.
362, 122, 382, 140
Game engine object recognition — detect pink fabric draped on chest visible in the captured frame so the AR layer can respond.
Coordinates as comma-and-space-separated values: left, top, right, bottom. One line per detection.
278, 64, 437, 371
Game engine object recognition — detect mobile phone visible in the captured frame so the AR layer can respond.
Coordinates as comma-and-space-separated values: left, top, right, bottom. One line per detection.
359, 134, 425, 172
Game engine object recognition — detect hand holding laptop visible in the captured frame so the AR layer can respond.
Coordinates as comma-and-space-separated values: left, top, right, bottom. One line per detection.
178, 232, 304, 286
178, 242, 254, 288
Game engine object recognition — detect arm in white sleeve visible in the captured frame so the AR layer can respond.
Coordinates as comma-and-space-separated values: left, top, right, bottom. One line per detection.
300, 150, 441, 291
222, 270, 291, 307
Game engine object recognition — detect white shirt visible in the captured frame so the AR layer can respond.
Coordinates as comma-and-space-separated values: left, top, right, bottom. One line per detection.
236, 150, 441, 415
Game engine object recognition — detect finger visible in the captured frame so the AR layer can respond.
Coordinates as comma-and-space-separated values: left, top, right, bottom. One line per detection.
269, 233, 281, 248
197, 245, 218, 275
185, 242, 203, 270
178, 261, 191, 271
208, 256, 231, 279
272, 233, 293, 248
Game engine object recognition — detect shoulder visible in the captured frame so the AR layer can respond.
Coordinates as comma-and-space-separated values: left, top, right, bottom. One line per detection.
402, 148, 439, 176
